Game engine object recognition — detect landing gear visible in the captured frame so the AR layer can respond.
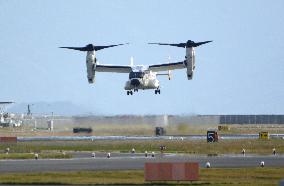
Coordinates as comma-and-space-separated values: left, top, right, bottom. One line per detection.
127, 88, 138, 95
155, 89, 161, 94
127, 91, 133, 95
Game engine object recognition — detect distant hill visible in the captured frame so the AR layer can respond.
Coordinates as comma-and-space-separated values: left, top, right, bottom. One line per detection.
7, 101, 92, 116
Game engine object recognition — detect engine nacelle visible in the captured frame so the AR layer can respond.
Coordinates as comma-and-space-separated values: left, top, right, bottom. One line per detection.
86, 51, 96, 84
185, 47, 195, 80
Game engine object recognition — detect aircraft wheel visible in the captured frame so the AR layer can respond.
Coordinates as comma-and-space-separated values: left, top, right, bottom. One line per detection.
127, 91, 129, 95
130, 91, 133, 95
155, 90, 157, 94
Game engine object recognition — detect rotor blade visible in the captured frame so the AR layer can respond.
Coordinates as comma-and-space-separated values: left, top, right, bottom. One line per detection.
149, 40, 213, 48
59, 46, 89, 51
94, 43, 129, 51
60, 43, 129, 51
0, 101, 14, 104
193, 40, 213, 47
148, 43, 186, 48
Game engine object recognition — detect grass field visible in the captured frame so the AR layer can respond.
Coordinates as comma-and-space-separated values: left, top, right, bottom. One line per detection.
0, 139, 283, 155
0, 168, 283, 185
1, 123, 284, 136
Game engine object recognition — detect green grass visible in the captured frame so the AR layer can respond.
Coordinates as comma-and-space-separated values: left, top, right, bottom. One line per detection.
3, 123, 284, 136
0, 168, 283, 185
0, 153, 72, 159
0, 139, 283, 155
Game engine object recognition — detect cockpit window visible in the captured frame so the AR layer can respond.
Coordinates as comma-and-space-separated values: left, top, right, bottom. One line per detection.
129, 72, 144, 79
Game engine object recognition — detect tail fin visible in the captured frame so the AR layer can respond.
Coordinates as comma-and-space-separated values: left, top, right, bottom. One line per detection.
168, 56, 172, 80
130, 56, 134, 67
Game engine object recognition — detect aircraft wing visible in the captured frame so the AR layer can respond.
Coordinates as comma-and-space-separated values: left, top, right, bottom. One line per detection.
148, 61, 185, 72
96, 64, 132, 73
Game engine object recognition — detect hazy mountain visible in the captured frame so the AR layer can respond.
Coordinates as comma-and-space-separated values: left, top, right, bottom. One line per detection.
7, 101, 92, 116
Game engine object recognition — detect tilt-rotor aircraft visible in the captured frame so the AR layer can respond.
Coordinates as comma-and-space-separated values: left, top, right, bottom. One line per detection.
60, 40, 212, 95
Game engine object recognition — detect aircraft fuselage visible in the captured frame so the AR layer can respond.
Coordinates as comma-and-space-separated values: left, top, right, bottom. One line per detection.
124, 71, 159, 91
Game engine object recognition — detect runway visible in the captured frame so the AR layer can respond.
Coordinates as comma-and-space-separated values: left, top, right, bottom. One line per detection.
0, 153, 284, 173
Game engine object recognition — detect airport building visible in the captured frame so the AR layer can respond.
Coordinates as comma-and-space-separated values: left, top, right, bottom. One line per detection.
219, 115, 284, 124
72, 115, 284, 126
17, 115, 284, 130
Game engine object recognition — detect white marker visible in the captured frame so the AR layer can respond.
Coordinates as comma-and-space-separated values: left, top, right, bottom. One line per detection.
260, 161, 264, 167
206, 162, 211, 168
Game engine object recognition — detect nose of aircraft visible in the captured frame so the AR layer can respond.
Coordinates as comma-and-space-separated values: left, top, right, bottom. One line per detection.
130, 79, 140, 86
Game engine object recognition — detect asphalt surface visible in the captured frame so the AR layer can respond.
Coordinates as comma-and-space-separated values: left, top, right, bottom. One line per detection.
0, 152, 284, 173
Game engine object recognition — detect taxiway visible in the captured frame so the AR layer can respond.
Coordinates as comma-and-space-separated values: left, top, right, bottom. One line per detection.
0, 153, 283, 173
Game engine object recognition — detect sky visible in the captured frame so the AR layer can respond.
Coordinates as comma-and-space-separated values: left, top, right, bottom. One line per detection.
0, 0, 283, 115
